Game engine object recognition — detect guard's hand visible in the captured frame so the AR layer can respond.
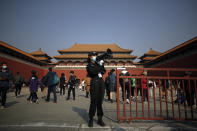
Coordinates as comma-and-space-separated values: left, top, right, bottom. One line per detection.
99, 60, 104, 66
98, 73, 102, 78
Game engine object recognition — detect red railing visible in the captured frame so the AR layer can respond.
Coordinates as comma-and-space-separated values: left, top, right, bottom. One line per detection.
116, 68, 197, 123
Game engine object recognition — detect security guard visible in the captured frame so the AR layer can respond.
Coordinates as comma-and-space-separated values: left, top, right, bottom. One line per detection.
86, 52, 106, 127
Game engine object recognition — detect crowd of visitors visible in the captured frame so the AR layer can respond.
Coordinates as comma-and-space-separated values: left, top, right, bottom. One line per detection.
0, 60, 196, 127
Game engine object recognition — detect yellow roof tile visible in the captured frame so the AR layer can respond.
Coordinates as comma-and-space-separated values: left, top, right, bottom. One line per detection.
58, 43, 132, 53
54, 54, 136, 59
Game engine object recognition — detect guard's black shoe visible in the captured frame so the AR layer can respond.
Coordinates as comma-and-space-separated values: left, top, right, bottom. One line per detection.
97, 119, 105, 127
88, 119, 93, 127
66, 98, 69, 100
45, 99, 49, 102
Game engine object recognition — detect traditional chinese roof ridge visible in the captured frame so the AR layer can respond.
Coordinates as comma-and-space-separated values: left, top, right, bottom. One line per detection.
30, 48, 46, 55
144, 48, 162, 55
0, 41, 45, 65
142, 56, 156, 61
139, 48, 162, 59
36, 57, 49, 61
54, 54, 137, 59
30, 48, 52, 59
145, 36, 197, 66
58, 43, 132, 53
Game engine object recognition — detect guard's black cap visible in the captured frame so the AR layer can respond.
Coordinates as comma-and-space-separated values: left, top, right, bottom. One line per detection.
88, 51, 98, 57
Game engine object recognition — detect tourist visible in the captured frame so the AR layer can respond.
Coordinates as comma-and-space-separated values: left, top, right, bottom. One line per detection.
181, 71, 195, 106
119, 68, 130, 104
13, 72, 24, 97
108, 69, 117, 103
60, 73, 66, 96
0, 62, 12, 109
141, 71, 148, 103
131, 74, 136, 100
148, 79, 156, 98
86, 51, 106, 127
45, 67, 58, 103
105, 72, 111, 101
66, 70, 76, 100
85, 75, 91, 98
41, 75, 47, 99
136, 77, 142, 98
27, 70, 42, 104
81, 79, 85, 91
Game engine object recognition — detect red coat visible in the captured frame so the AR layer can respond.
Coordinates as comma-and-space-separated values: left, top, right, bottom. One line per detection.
141, 76, 148, 89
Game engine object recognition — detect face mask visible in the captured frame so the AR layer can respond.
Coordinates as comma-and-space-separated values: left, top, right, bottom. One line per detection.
92, 56, 96, 61
2, 65, 7, 69
122, 70, 127, 74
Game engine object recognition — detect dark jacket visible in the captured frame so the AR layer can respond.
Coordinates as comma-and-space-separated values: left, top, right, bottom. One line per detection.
14, 74, 24, 85
45, 71, 56, 87
105, 75, 110, 87
86, 62, 106, 78
109, 73, 117, 91
60, 76, 66, 87
0, 68, 12, 90
68, 75, 76, 87
29, 76, 42, 92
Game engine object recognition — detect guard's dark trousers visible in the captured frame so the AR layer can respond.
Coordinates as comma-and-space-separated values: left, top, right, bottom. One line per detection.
89, 77, 105, 119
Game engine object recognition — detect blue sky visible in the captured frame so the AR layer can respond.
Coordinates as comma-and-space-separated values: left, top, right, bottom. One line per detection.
0, 0, 197, 62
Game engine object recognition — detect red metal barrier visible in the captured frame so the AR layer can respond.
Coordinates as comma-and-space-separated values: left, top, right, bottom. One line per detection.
116, 68, 197, 123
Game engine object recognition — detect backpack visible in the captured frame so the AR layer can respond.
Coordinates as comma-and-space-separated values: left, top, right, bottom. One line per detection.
53, 74, 59, 85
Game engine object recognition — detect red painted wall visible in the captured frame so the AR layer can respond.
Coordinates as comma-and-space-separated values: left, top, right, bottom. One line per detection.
0, 55, 145, 83
53, 69, 112, 82
0, 56, 46, 81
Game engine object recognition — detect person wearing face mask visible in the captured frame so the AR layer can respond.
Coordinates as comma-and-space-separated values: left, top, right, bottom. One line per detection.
0, 62, 12, 109
86, 52, 106, 127
119, 68, 130, 103
27, 70, 42, 104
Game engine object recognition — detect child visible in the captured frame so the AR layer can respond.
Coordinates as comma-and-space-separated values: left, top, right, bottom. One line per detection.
27, 70, 42, 103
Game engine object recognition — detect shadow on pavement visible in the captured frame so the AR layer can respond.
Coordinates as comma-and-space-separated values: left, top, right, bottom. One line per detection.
72, 106, 88, 123
6, 101, 20, 108
16, 94, 27, 98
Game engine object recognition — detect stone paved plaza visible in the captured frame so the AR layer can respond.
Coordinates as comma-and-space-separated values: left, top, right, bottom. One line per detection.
0, 87, 197, 131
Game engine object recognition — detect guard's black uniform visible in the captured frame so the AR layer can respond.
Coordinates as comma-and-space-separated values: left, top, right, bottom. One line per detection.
86, 61, 106, 123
